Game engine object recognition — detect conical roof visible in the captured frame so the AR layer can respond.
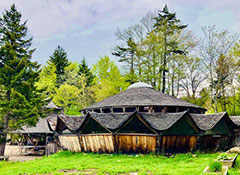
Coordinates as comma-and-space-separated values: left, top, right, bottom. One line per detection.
83, 83, 205, 111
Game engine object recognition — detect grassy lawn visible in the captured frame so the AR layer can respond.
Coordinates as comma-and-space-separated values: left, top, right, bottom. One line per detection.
0, 151, 240, 175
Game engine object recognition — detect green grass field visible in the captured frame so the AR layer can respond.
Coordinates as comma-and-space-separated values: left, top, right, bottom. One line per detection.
0, 151, 240, 175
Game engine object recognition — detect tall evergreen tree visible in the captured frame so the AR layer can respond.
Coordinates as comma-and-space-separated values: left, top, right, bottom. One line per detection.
112, 37, 138, 84
78, 58, 94, 86
0, 5, 43, 139
49, 45, 69, 86
154, 5, 187, 93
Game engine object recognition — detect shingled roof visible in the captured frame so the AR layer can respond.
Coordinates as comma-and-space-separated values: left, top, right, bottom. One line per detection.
17, 118, 52, 134
83, 85, 205, 111
230, 116, 240, 126
46, 114, 58, 131
58, 115, 85, 132
90, 112, 132, 130
140, 111, 188, 131
44, 101, 61, 109
191, 112, 227, 131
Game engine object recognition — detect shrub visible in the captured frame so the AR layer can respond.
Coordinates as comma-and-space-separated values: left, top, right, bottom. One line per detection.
209, 161, 222, 172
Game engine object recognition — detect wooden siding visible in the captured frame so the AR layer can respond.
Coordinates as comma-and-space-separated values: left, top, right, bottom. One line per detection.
0, 144, 5, 156
232, 130, 240, 147
46, 142, 57, 156
200, 135, 231, 152
80, 134, 115, 153
116, 134, 157, 153
58, 135, 81, 152
161, 136, 197, 153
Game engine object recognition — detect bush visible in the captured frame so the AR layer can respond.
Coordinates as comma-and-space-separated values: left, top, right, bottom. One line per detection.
209, 161, 222, 172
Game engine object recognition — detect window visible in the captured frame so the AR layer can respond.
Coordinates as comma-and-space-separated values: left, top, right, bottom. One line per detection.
113, 108, 123, 113
153, 106, 162, 113
125, 107, 136, 113
139, 106, 149, 112
93, 109, 101, 113
102, 108, 111, 113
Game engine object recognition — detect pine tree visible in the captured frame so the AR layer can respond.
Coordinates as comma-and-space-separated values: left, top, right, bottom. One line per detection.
78, 58, 95, 86
0, 5, 44, 139
154, 5, 187, 93
49, 45, 69, 86
112, 38, 138, 84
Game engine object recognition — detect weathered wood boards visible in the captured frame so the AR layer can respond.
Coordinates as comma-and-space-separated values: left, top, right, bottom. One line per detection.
0, 144, 5, 156
80, 134, 114, 153
161, 136, 197, 153
46, 142, 57, 156
58, 135, 81, 152
116, 134, 156, 153
58, 134, 156, 154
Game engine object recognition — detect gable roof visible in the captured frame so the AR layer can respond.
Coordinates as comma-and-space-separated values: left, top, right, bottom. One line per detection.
44, 101, 61, 109
90, 112, 132, 130
46, 114, 58, 131
140, 111, 188, 131
58, 115, 85, 132
17, 118, 52, 134
83, 87, 205, 111
230, 116, 240, 126
191, 112, 227, 131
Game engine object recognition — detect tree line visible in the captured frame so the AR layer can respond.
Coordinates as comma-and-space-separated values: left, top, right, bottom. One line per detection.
1, 4, 240, 143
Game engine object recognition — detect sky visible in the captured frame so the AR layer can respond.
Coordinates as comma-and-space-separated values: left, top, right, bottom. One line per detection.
0, 0, 239, 66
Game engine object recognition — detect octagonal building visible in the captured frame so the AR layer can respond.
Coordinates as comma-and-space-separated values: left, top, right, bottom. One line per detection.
81, 82, 206, 115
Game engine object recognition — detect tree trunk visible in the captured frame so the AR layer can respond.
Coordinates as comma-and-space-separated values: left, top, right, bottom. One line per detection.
162, 30, 167, 93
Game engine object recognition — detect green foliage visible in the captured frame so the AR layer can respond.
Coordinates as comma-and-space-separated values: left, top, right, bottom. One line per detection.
78, 58, 95, 86
53, 75, 95, 114
92, 56, 129, 102
49, 45, 69, 86
0, 4, 44, 133
60, 62, 79, 87
35, 62, 57, 98
209, 161, 222, 172
53, 84, 80, 109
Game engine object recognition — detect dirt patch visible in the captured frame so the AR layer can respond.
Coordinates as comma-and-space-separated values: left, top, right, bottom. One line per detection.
8, 156, 42, 162
58, 169, 97, 175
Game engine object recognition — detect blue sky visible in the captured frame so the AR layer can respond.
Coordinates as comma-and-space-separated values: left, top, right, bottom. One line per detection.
0, 0, 239, 66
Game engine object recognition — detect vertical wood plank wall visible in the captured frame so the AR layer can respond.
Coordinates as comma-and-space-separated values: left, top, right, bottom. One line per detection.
80, 134, 115, 153
0, 144, 5, 156
58, 134, 225, 154
46, 142, 58, 156
116, 134, 156, 153
232, 130, 240, 147
58, 135, 81, 152
161, 136, 197, 153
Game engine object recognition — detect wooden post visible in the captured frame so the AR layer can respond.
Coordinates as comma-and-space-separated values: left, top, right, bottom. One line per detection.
113, 134, 118, 153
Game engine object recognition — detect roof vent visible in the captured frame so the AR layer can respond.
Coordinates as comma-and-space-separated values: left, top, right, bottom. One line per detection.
127, 82, 153, 89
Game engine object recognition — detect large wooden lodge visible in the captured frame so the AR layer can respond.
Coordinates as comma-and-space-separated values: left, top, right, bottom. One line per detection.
3, 82, 240, 156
